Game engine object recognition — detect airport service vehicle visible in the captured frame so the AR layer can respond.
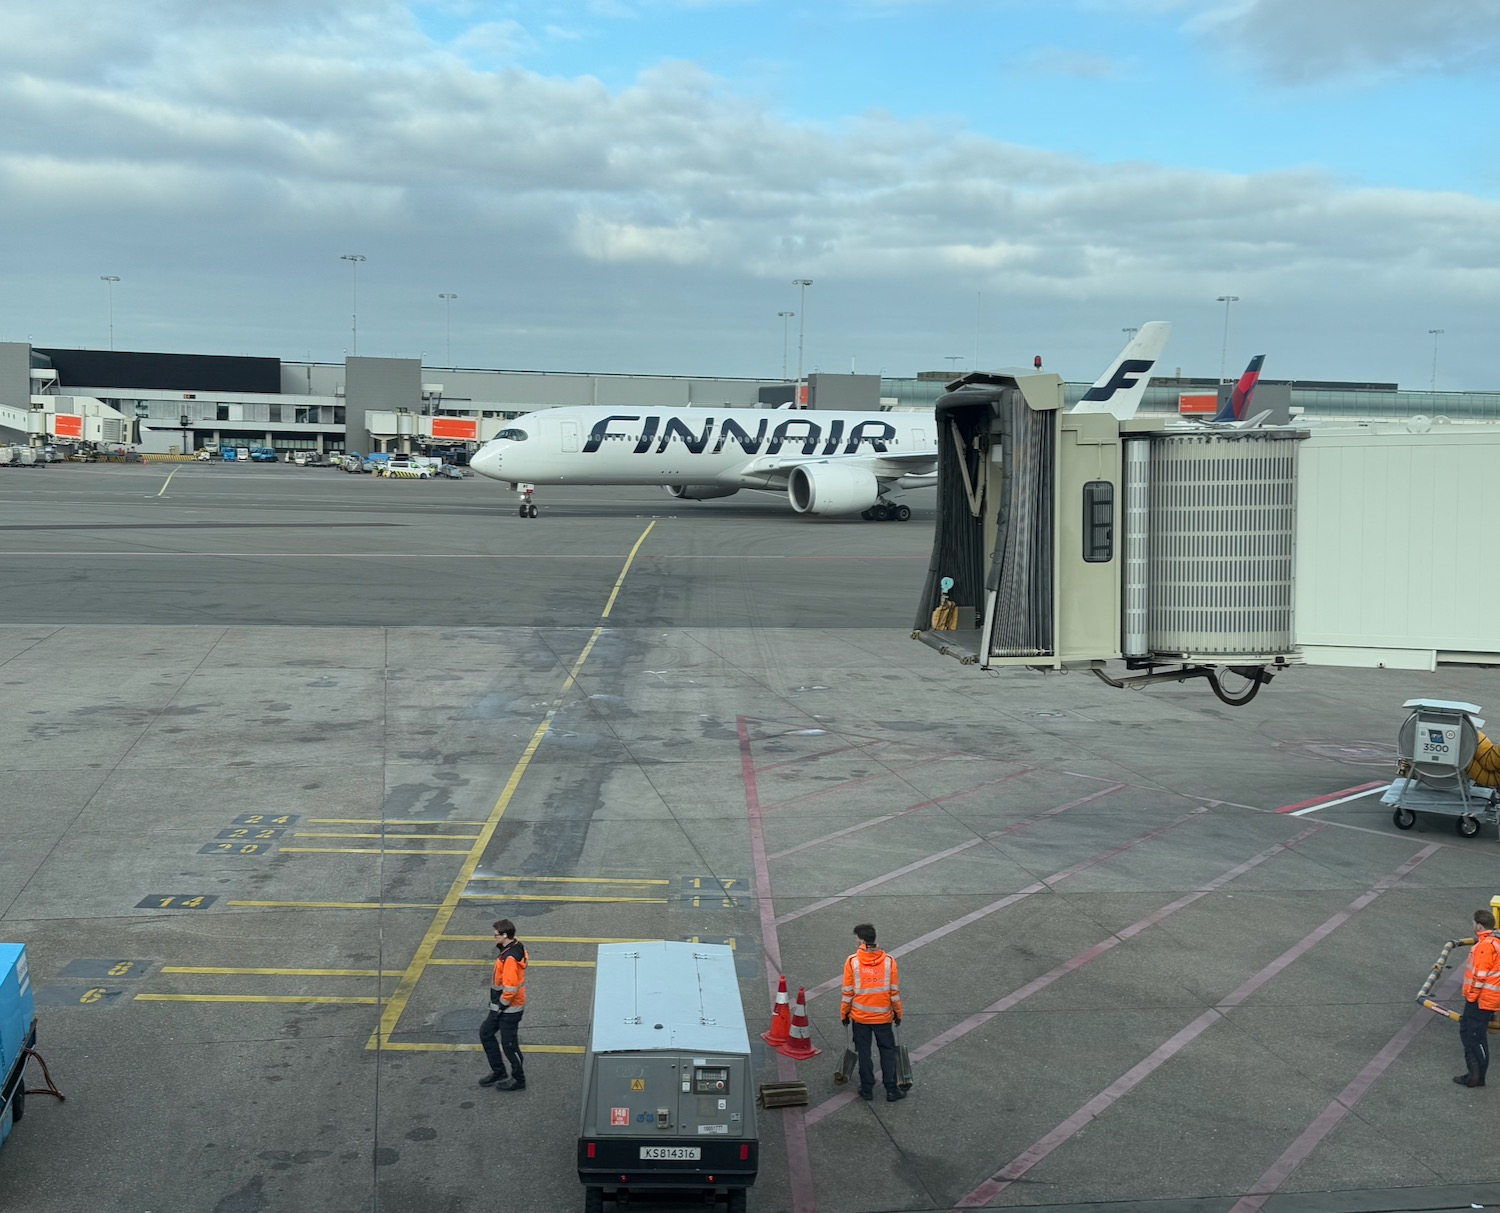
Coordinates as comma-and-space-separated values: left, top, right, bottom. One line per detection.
470, 325, 1169, 521
437, 463, 465, 480
378, 458, 432, 479
1, 943, 35, 1151
196, 448, 213, 461
1384, 699, 1500, 838
248, 447, 279, 462
577, 942, 756, 1213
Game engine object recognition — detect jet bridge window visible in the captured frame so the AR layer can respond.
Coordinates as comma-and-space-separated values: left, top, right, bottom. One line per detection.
1083, 481, 1113, 563
494, 428, 529, 442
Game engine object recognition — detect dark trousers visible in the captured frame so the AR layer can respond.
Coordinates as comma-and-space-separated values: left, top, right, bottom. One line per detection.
480, 1009, 524, 1079
1460, 999, 1493, 1081
852, 1021, 899, 1094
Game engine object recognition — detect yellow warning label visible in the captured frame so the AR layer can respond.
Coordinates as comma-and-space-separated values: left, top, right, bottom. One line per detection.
630, 1078, 645, 1091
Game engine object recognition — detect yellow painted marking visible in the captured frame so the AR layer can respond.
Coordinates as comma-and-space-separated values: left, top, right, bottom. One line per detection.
157, 468, 178, 497
161, 966, 392, 977
295, 832, 483, 841
378, 1041, 584, 1055
460, 893, 669, 904
601, 520, 655, 618
226, 900, 441, 910
441, 935, 660, 944
368, 523, 654, 1052
467, 875, 670, 886
135, 994, 384, 1005
306, 819, 490, 826
424, 958, 595, 968
281, 847, 474, 856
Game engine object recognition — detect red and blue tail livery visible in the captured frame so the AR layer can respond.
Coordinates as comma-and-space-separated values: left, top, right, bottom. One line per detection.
1215, 354, 1265, 423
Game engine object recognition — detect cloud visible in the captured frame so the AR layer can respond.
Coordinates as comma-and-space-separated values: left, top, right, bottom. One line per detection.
1017, 46, 1127, 80
1189, 0, 1500, 83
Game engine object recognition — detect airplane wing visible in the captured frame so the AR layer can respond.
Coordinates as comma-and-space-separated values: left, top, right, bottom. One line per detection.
722, 450, 937, 490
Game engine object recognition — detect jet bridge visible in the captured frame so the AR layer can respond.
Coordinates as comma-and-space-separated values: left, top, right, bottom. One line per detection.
912, 370, 1303, 705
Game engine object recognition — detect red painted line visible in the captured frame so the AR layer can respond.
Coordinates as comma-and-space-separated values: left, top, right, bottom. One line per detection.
951, 842, 1441, 1208
1274, 780, 1386, 814
766, 768, 1037, 862
736, 717, 816, 1213
775, 784, 1123, 927
1229, 1011, 1441, 1212
804, 825, 1325, 1125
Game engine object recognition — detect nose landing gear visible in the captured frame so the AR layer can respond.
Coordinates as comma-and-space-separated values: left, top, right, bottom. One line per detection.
517, 484, 539, 518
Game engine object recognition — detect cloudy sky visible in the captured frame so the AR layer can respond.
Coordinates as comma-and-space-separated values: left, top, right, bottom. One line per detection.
3, 0, 1498, 388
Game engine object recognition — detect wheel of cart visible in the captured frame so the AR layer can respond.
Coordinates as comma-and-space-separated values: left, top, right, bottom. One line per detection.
582, 1187, 602, 1213
1392, 805, 1416, 830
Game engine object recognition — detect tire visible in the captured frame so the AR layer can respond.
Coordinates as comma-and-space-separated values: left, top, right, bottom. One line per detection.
9, 1081, 23, 1125
1457, 814, 1481, 838
583, 1186, 603, 1213
726, 1188, 747, 1213
894, 504, 912, 522
1391, 806, 1416, 830
860, 509, 873, 521
518, 505, 528, 517
528, 504, 539, 518
871, 503, 890, 522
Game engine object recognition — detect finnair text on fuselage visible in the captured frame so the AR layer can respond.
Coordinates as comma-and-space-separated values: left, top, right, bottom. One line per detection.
582, 412, 899, 457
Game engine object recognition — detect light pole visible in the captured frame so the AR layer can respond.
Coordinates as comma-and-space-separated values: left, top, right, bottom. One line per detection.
1428, 328, 1444, 390
100, 276, 120, 350
341, 254, 366, 355
945, 356, 964, 374
1215, 295, 1240, 382
793, 279, 813, 383
777, 311, 794, 380
1121, 326, 1138, 338
439, 293, 458, 367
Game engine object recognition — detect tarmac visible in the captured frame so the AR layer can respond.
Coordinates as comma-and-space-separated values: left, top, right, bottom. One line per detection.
0, 460, 1497, 1213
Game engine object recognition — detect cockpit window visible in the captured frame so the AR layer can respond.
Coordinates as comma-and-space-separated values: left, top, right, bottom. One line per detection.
495, 428, 529, 442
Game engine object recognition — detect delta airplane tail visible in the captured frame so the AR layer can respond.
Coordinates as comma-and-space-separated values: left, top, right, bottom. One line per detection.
1215, 354, 1265, 423
1070, 321, 1171, 421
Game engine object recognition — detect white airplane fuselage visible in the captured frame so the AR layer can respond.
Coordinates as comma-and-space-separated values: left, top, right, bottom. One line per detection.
470, 405, 938, 516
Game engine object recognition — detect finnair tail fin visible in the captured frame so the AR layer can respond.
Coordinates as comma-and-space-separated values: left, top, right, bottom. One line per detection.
1214, 354, 1265, 423
1071, 321, 1171, 420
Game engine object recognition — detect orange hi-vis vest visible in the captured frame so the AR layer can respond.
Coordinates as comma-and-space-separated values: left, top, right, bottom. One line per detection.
841, 945, 902, 1024
493, 941, 528, 1010
1464, 929, 1500, 1011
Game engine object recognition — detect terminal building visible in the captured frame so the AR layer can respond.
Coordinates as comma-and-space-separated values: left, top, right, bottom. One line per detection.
2, 340, 1498, 458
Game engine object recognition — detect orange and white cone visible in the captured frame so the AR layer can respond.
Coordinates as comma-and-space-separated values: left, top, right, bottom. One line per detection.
761, 975, 792, 1047
775, 986, 821, 1060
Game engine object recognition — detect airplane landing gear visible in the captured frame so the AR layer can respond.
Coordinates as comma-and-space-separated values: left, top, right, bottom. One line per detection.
861, 501, 911, 522
517, 485, 538, 518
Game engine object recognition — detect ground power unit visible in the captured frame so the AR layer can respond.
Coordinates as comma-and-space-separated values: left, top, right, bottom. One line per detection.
0, 943, 36, 1151
913, 371, 1303, 705
577, 942, 758, 1212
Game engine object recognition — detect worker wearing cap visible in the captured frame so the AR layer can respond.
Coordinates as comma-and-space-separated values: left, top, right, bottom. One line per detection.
840, 922, 905, 1102
479, 918, 528, 1091
1458, 908, 1500, 1088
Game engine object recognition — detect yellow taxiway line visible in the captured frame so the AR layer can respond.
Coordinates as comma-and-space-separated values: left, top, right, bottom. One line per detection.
459, 893, 669, 904
161, 966, 392, 977
136, 994, 383, 1005
307, 818, 489, 826
379, 1041, 584, 1055
281, 847, 473, 856
366, 521, 656, 1052
466, 875, 670, 886
423, 958, 595, 968
441, 935, 660, 944
226, 900, 442, 910
294, 832, 483, 841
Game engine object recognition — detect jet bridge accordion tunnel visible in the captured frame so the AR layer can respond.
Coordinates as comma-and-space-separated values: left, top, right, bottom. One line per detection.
912, 371, 1304, 706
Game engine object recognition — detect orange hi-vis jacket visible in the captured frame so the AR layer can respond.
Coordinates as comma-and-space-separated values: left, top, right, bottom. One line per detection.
841, 945, 902, 1025
492, 941, 528, 1011
1464, 929, 1500, 1011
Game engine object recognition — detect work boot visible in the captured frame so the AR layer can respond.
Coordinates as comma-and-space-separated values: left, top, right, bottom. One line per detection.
1453, 1072, 1484, 1088
857, 1089, 873, 1102
479, 1072, 507, 1087
496, 1076, 526, 1091
885, 1088, 906, 1102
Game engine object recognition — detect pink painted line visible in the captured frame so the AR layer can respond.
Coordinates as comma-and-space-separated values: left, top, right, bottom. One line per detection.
774, 784, 1124, 927
766, 768, 1037, 862
1274, 780, 1386, 814
755, 741, 870, 774
951, 841, 1441, 1208
736, 717, 816, 1213
759, 754, 975, 815
803, 824, 1324, 1126
1228, 998, 1445, 1213
803, 803, 1214, 1004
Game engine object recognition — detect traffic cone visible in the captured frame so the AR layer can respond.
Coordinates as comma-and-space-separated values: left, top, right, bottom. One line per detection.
775, 987, 821, 1060
761, 975, 791, 1047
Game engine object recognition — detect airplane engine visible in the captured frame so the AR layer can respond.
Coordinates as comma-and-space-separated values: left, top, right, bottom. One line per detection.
787, 463, 881, 515
664, 484, 740, 501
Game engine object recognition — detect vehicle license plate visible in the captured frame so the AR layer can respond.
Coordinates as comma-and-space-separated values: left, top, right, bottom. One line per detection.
639, 1146, 701, 1161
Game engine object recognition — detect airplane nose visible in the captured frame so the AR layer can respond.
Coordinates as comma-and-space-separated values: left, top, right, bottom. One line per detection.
470, 445, 501, 480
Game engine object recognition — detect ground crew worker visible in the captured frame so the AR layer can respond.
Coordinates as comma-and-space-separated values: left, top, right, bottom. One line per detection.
840, 922, 905, 1102
1457, 908, 1500, 1088
479, 918, 528, 1091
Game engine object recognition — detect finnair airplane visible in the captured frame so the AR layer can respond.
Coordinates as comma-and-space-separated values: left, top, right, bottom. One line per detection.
470, 323, 1170, 520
